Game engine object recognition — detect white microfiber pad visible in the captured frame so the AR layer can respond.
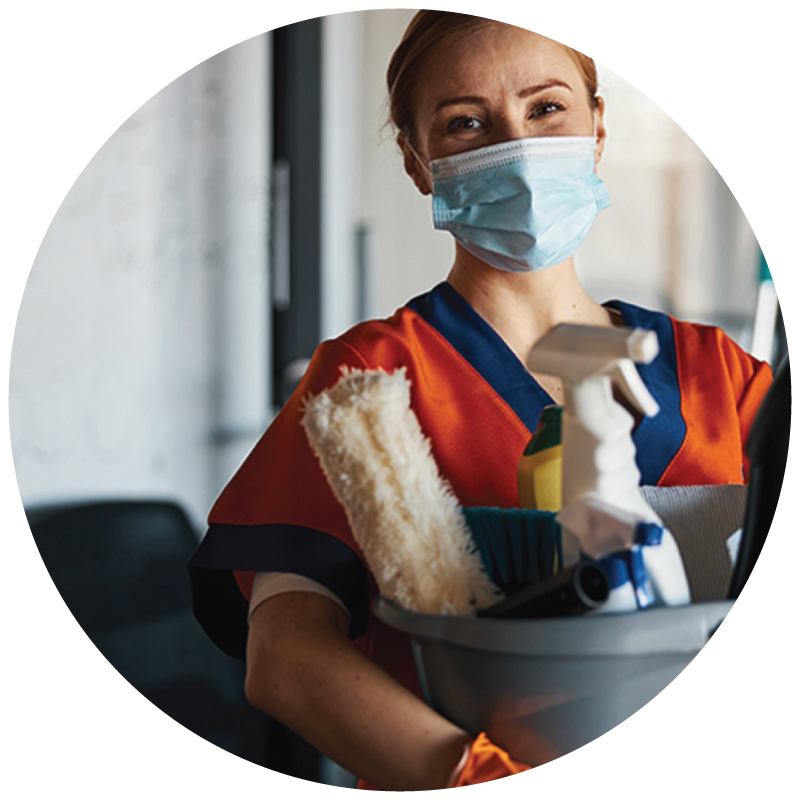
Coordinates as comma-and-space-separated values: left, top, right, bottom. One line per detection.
302, 367, 501, 616
640, 484, 748, 602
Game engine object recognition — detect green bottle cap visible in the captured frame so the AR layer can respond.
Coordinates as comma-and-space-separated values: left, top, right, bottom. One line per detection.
523, 405, 563, 455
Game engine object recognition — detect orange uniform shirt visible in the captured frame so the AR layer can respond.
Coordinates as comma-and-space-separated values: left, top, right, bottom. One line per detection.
189, 282, 772, 702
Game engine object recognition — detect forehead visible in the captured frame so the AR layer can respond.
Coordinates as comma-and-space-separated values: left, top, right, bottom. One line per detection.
417, 23, 583, 107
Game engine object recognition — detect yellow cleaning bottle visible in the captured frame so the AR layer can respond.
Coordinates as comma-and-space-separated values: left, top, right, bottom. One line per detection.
517, 405, 563, 512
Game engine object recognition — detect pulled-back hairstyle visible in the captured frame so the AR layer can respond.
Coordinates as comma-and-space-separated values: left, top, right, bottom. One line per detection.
386, 11, 599, 145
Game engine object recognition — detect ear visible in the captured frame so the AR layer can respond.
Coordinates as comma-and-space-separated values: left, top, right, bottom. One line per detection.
399, 132, 432, 195
593, 97, 607, 166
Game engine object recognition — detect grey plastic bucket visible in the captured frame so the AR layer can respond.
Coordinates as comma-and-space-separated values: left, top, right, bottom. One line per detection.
374, 597, 732, 766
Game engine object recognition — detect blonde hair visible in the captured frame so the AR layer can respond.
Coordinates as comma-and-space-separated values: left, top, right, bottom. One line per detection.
386, 11, 599, 145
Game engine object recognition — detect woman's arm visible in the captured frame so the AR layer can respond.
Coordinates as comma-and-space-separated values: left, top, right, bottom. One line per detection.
244, 590, 472, 791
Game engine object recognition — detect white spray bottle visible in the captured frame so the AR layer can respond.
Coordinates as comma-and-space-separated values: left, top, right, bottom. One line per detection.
527, 323, 690, 610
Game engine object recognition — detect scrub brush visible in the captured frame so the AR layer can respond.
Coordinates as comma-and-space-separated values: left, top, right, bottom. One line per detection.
302, 367, 502, 616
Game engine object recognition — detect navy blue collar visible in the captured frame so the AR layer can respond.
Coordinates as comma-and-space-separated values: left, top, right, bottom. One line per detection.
406, 283, 685, 484
407, 282, 552, 432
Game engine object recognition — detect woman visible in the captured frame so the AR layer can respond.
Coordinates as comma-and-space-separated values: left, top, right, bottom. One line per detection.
189, 11, 772, 790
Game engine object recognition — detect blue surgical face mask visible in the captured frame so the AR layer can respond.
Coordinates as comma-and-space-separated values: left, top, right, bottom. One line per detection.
429, 136, 610, 273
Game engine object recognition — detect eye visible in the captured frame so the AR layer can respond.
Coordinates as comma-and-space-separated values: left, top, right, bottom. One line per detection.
529, 100, 565, 118
446, 115, 484, 132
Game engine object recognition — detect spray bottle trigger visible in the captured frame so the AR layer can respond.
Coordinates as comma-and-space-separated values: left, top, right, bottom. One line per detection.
608, 359, 659, 418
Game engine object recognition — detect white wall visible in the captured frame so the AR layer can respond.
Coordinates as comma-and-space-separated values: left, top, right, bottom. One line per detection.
358, 8, 456, 319
10, 35, 270, 531
321, 12, 364, 339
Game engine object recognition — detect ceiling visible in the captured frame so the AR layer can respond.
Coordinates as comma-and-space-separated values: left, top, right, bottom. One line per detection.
597, 58, 800, 249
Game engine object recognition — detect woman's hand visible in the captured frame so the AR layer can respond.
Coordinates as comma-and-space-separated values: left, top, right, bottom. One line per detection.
245, 591, 472, 790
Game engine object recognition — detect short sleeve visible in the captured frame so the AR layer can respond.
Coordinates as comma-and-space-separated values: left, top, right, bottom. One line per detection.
188, 338, 376, 659
661, 320, 773, 486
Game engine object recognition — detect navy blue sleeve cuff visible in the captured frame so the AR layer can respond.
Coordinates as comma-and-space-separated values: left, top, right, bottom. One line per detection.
187, 523, 370, 660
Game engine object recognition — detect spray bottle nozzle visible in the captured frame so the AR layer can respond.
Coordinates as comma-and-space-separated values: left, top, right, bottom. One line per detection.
527, 323, 660, 418
529, 324, 658, 367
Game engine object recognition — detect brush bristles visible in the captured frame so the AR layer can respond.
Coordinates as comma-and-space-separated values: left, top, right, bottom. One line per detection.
302, 367, 502, 616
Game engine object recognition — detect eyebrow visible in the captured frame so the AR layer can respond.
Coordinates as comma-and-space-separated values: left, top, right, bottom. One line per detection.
433, 80, 573, 113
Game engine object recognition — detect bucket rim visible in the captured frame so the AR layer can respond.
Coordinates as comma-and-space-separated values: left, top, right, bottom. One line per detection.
374, 596, 734, 657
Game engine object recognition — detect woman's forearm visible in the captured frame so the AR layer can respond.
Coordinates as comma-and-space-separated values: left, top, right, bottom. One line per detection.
245, 591, 471, 791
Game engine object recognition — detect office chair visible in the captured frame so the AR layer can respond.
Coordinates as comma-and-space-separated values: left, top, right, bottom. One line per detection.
27, 500, 271, 766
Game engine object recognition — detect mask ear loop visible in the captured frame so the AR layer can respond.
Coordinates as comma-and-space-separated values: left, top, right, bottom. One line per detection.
405, 141, 435, 194
409, 143, 433, 181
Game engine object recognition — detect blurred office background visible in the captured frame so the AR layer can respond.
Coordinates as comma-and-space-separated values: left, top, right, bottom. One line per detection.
8, 8, 785, 788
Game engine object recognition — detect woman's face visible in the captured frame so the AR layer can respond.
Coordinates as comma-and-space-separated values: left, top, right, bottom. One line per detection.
403, 23, 606, 194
